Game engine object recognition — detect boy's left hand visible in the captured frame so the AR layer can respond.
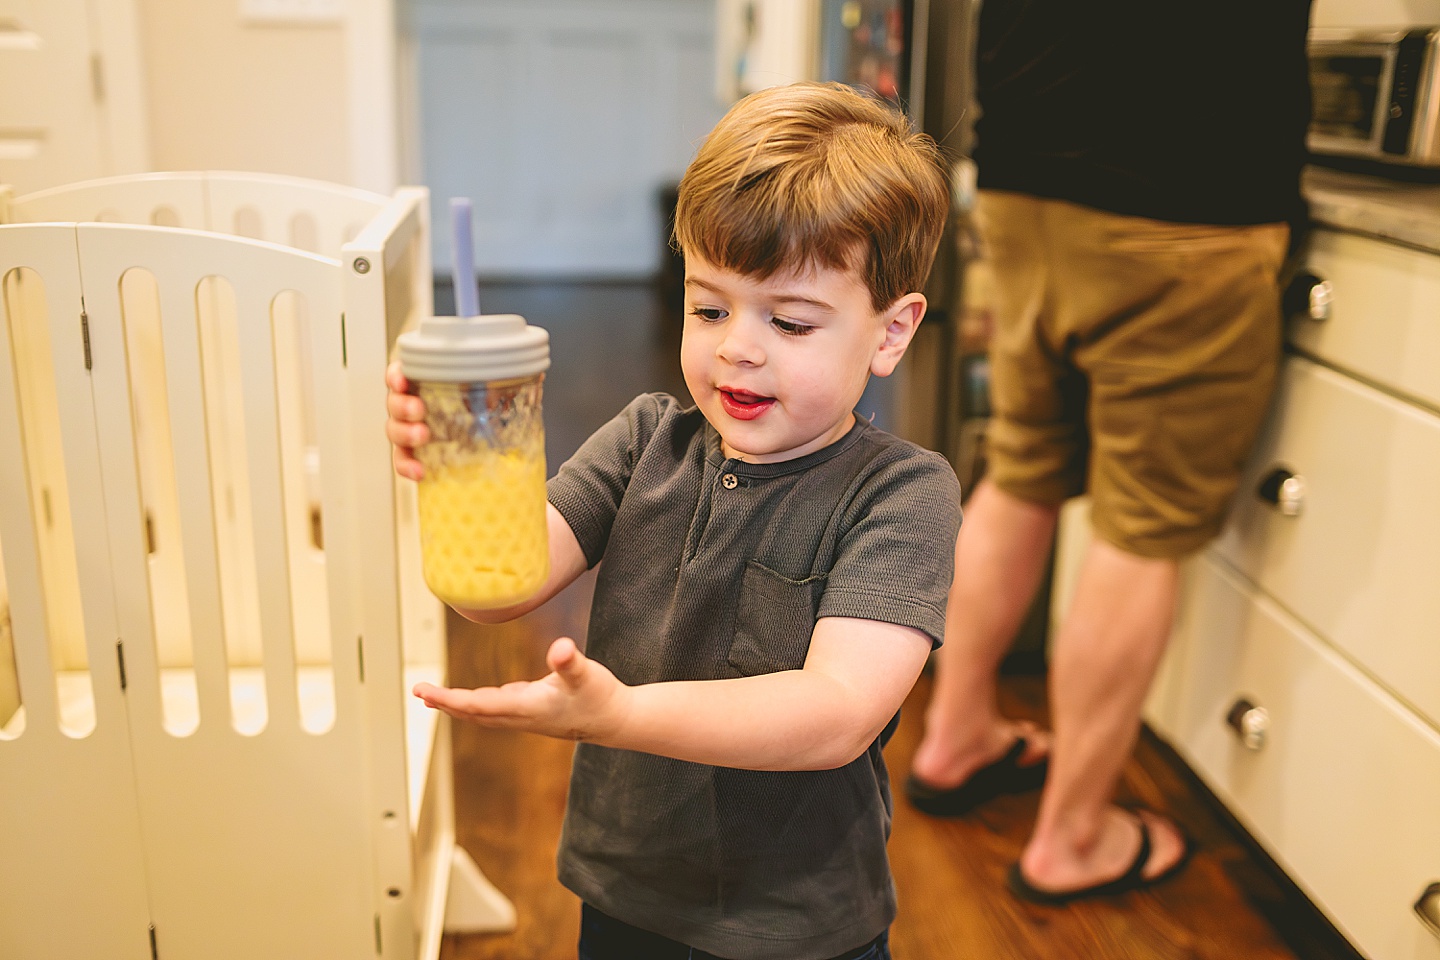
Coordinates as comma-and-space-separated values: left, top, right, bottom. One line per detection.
413, 637, 631, 742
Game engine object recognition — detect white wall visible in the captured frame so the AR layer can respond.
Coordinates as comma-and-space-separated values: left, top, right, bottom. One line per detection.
413, 0, 726, 278
136, 0, 350, 183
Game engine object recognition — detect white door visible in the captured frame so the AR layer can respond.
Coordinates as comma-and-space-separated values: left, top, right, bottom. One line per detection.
412, 0, 727, 277
0, 0, 147, 193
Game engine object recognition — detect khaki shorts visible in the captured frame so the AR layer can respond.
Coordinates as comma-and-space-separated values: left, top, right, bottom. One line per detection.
979, 190, 1289, 559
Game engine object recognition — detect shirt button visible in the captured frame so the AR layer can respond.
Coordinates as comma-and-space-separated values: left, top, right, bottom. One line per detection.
721, 473, 739, 489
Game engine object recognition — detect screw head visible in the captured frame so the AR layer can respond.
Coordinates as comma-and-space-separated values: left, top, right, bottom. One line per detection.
353, 257, 371, 274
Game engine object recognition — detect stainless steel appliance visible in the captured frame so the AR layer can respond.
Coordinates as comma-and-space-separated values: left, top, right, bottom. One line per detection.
1308, 26, 1440, 167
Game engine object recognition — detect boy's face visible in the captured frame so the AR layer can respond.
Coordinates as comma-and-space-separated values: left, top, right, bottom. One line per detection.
680, 253, 924, 463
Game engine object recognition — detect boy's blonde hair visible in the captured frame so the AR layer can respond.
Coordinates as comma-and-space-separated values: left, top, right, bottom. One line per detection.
673, 81, 948, 312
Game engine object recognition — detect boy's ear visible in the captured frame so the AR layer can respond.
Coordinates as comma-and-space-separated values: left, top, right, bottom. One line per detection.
871, 293, 927, 377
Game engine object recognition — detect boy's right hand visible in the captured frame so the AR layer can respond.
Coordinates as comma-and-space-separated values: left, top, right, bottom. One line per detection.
386, 360, 429, 481
413, 637, 633, 743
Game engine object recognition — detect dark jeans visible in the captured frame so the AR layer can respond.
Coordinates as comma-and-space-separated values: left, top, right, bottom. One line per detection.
577, 903, 892, 960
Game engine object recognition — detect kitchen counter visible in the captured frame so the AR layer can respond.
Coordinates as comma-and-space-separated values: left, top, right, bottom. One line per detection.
1304, 164, 1440, 253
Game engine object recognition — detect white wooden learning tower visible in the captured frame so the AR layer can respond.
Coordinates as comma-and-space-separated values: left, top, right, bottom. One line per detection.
0, 172, 515, 960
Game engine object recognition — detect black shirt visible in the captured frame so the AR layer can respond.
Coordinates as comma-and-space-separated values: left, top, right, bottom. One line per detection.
973, 0, 1313, 226
547, 395, 961, 959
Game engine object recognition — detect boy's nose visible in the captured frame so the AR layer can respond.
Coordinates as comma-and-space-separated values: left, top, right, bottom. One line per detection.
716, 319, 764, 366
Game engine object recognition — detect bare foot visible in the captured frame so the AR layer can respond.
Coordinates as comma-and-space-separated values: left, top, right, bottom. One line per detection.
1017, 807, 1188, 897
909, 718, 1051, 790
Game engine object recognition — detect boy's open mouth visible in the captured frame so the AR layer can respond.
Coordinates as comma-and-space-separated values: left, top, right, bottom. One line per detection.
719, 388, 775, 421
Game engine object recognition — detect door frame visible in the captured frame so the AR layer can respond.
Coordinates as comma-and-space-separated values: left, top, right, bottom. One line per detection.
345, 0, 398, 193
91, 0, 150, 175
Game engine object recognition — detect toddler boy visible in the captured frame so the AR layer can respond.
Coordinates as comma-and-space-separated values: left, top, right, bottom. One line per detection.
388, 81, 959, 960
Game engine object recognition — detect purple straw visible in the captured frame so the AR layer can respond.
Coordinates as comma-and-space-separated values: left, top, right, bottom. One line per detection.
450, 197, 479, 317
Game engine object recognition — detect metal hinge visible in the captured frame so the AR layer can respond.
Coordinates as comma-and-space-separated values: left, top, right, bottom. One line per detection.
81, 311, 92, 369
341, 312, 348, 367
373, 914, 382, 954
357, 636, 366, 684
116, 640, 127, 691
148, 923, 157, 960
91, 53, 105, 103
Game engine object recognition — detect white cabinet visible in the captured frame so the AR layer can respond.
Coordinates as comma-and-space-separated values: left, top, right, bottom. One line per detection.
1211, 357, 1440, 730
1143, 223, 1440, 960
1292, 231, 1440, 410
1155, 555, 1440, 960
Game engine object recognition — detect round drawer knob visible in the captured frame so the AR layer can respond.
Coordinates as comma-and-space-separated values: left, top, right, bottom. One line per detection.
1416, 882, 1440, 942
1257, 466, 1305, 517
1284, 271, 1333, 322
1226, 697, 1270, 751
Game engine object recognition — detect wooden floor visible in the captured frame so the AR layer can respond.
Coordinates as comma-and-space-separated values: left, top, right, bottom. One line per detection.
436, 280, 1360, 960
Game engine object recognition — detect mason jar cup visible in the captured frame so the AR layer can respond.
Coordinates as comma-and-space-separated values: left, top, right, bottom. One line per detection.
397, 314, 551, 608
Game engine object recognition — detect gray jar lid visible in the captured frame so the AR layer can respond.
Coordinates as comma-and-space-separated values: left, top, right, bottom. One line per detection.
397, 313, 550, 383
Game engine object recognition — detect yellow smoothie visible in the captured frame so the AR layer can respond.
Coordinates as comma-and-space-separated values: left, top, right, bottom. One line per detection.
416, 443, 549, 608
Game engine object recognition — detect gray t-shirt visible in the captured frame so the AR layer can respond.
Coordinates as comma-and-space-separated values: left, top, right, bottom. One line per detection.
547, 393, 961, 960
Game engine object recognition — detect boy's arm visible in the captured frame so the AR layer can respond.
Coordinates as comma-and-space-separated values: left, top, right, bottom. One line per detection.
413, 615, 933, 771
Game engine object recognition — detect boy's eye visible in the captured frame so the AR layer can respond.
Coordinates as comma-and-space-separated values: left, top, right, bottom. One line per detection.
772, 316, 815, 336
690, 306, 727, 323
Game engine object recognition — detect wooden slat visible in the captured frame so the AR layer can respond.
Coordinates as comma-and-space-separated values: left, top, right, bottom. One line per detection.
197, 281, 265, 668
0, 226, 76, 737
301, 280, 360, 701
344, 188, 435, 952
231, 276, 300, 733
345, 189, 435, 683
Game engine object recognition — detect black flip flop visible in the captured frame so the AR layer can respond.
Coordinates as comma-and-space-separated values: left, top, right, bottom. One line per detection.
904, 736, 1049, 817
1006, 812, 1193, 906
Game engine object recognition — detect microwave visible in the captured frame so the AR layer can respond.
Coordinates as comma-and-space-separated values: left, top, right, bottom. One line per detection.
1308, 27, 1440, 167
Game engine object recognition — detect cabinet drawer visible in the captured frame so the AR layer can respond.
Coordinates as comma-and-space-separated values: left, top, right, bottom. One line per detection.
1155, 554, 1440, 960
1213, 356, 1440, 728
1296, 230, 1440, 409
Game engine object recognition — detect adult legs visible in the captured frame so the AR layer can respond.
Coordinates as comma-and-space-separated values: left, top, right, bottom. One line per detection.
909, 482, 1187, 890
912, 199, 1280, 893
1000, 215, 1287, 890
909, 479, 1058, 788
1016, 535, 1185, 892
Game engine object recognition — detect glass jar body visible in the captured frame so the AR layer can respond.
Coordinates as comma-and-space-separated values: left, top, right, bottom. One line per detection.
413, 374, 549, 608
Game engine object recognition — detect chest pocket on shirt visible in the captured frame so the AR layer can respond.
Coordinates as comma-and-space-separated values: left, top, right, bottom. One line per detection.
727, 560, 826, 677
